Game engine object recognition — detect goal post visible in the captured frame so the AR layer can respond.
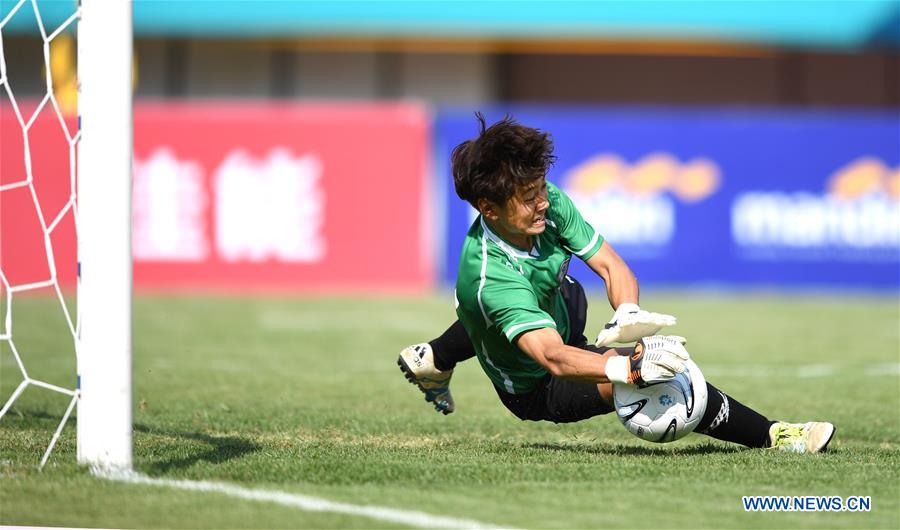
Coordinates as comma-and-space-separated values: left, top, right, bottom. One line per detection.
75, 0, 133, 469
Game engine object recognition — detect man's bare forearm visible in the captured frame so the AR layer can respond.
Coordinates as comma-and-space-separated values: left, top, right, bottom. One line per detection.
585, 242, 639, 310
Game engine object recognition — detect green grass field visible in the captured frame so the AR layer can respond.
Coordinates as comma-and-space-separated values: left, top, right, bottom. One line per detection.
1, 292, 898, 529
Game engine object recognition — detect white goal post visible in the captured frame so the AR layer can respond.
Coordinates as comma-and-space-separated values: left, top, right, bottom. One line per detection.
75, 0, 133, 469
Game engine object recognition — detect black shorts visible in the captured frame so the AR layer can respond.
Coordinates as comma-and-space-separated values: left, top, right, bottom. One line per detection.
494, 277, 615, 424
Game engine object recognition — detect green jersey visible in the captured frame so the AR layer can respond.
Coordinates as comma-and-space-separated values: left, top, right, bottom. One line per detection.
455, 182, 605, 394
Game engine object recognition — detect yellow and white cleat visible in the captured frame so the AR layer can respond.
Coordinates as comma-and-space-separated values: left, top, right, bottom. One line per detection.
769, 421, 835, 454
397, 343, 455, 415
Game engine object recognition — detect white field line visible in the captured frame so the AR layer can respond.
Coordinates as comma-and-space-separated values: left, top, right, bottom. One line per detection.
96, 469, 519, 530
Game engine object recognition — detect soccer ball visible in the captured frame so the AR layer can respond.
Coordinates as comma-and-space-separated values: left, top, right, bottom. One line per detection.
613, 359, 708, 443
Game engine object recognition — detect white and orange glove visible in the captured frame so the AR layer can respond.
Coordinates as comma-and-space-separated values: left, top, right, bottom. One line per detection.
605, 335, 690, 386
595, 303, 676, 347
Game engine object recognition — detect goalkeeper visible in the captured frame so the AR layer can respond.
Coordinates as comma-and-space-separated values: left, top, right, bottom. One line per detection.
397, 114, 834, 453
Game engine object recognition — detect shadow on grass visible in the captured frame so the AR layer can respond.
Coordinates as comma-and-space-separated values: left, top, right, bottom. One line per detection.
0, 407, 68, 426
521, 441, 743, 456
134, 424, 261, 473
1, 410, 261, 472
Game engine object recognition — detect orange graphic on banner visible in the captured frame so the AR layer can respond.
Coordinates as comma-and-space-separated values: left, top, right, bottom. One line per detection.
827, 157, 899, 200
566, 152, 720, 203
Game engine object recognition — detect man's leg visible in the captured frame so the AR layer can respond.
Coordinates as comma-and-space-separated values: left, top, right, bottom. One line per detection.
696, 383, 835, 453
428, 320, 476, 372
694, 383, 773, 448
590, 345, 778, 448
397, 321, 475, 414
590, 348, 834, 452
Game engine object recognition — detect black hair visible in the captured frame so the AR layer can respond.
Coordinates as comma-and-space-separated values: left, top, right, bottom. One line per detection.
451, 112, 556, 208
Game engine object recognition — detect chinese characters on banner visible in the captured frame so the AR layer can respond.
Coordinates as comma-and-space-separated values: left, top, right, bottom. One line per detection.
2, 102, 432, 292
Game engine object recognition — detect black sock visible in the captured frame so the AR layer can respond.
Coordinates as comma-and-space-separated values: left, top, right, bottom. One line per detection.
696, 383, 774, 448
429, 320, 476, 372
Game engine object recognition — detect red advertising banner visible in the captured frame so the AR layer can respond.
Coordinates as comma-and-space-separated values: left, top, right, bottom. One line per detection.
1, 98, 77, 292
2, 102, 433, 292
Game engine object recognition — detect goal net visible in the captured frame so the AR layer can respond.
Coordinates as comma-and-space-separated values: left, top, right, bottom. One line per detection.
0, 0, 132, 469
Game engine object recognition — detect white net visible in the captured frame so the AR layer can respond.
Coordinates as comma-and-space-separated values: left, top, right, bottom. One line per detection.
0, 0, 80, 468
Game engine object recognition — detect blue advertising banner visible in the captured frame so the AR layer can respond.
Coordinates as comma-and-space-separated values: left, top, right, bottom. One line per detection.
436, 107, 899, 290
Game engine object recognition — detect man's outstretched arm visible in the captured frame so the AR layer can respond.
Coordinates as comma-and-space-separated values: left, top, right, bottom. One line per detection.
516, 327, 617, 384
584, 240, 639, 310
515, 327, 689, 385
586, 241, 677, 346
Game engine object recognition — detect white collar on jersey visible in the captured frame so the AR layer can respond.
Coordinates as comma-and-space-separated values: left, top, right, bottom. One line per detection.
480, 217, 539, 260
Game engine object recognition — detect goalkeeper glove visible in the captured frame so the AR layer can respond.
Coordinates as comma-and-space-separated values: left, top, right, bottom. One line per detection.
595, 303, 676, 347
605, 335, 690, 386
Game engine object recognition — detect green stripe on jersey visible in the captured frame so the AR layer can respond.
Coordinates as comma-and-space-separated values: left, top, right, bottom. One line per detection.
454, 182, 604, 394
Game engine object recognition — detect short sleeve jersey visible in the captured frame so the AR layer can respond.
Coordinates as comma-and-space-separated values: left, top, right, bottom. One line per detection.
454, 182, 605, 394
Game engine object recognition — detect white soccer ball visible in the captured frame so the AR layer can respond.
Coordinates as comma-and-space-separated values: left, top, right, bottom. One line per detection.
613, 359, 708, 443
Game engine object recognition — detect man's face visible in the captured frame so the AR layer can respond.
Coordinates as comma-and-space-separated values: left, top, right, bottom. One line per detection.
487, 178, 550, 240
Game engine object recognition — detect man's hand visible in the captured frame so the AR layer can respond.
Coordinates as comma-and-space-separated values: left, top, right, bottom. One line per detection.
595, 303, 676, 347
605, 335, 690, 386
